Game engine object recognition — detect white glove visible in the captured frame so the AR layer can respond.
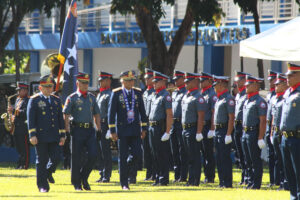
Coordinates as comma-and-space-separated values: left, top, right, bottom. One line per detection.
270, 136, 274, 145
161, 133, 170, 141
207, 130, 215, 139
196, 133, 203, 142
105, 130, 111, 140
258, 139, 266, 149
225, 135, 232, 144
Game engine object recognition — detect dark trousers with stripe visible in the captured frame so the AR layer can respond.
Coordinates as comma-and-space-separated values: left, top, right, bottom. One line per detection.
71, 127, 98, 187
35, 142, 60, 190
266, 126, 279, 185
215, 127, 232, 187
281, 136, 300, 200
98, 122, 112, 181
14, 123, 30, 169
143, 131, 154, 179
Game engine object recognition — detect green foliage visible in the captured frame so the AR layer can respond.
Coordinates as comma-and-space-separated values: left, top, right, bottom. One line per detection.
2, 53, 30, 74
111, 0, 175, 23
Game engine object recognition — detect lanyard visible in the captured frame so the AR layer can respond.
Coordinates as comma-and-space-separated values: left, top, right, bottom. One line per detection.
122, 88, 135, 123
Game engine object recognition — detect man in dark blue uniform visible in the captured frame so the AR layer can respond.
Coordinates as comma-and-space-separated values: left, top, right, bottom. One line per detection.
242, 75, 267, 189
213, 75, 235, 188
108, 70, 148, 190
270, 73, 289, 190
170, 70, 188, 183
8, 82, 30, 169
148, 71, 173, 186
181, 72, 207, 186
280, 63, 300, 200
199, 72, 217, 183
96, 71, 113, 183
63, 72, 101, 191
142, 68, 156, 181
233, 71, 250, 185
266, 70, 279, 187
27, 75, 65, 192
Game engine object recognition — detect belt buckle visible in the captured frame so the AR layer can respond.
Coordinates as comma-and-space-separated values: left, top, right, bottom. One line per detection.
282, 131, 288, 138
182, 124, 186, 129
244, 127, 248, 132
84, 123, 90, 128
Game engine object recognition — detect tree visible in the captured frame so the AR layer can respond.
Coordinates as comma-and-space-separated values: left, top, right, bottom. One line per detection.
111, 0, 222, 76
0, 0, 61, 64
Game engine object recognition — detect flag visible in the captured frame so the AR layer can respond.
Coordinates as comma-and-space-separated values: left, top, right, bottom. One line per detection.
57, 0, 78, 103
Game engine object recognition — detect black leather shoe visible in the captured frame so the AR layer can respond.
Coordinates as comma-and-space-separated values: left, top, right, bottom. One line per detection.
48, 173, 55, 184
144, 176, 152, 181
39, 188, 49, 193
122, 185, 130, 190
74, 185, 82, 191
82, 179, 91, 190
96, 178, 103, 183
152, 182, 159, 186
102, 178, 110, 183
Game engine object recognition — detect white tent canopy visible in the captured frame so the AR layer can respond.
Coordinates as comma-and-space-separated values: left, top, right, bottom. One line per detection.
240, 16, 300, 61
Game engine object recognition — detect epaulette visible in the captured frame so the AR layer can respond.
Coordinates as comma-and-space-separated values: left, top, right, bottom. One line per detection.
133, 87, 141, 91
113, 87, 122, 92
88, 92, 95, 97
30, 94, 39, 99
51, 94, 60, 99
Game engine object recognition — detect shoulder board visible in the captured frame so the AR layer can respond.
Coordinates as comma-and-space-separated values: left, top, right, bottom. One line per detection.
69, 92, 77, 98
133, 87, 141, 91
51, 94, 60, 99
113, 87, 122, 92
30, 94, 39, 99
88, 92, 95, 97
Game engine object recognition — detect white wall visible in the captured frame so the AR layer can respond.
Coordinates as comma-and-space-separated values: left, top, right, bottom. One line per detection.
175, 46, 204, 72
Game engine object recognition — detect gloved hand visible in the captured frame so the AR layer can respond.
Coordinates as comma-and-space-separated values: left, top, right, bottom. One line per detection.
161, 133, 170, 141
105, 130, 111, 140
270, 136, 274, 145
207, 130, 215, 139
258, 139, 266, 149
225, 135, 232, 144
196, 133, 203, 142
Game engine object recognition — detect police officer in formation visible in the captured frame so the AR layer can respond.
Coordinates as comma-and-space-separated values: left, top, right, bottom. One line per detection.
242, 75, 267, 189
96, 71, 113, 183
213, 75, 234, 188
199, 72, 217, 183
266, 70, 279, 187
148, 71, 173, 186
142, 68, 155, 181
270, 73, 289, 190
27, 75, 65, 192
170, 70, 188, 183
63, 72, 101, 191
8, 82, 30, 169
280, 63, 300, 200
233, 71, 249, 185
108, 70, 148, 190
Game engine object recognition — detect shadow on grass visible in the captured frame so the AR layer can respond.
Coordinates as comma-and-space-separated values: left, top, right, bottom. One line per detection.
0, 173, 35, 178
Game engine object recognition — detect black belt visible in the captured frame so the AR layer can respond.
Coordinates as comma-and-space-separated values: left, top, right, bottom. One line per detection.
235, 120, 242, 125
282, 131, 300, 138
149, 120, 162, 126
215, 123, 227, 129
182, 123, 197, 129
173, 118, 181, 123
72, 122, 93, 129
243, 126, 258, 132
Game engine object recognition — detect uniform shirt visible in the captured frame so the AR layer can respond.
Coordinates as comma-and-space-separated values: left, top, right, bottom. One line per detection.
271, 95, 284, 128
280, 85, 300, 131
243, 93, 267, 127
201, 86, 217, 121
235, 88, 247, 121
181, 89, 207, 124
143, 87, 155, 117
214, 91, 235, 125
96, 89, 112, 120
14, 96, 29, 125
266, 90, 276, 122
172, 86, 187, 119
27, 93, 65, 142
108, 87, 148, 136
148, 88, 172, 121
63, 90, 100, 123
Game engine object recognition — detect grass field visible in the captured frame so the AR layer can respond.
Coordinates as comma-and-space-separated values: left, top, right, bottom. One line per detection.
0, 163, 289, 200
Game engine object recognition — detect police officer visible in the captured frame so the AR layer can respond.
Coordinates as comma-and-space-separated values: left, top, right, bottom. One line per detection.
280, 63, 300, 200
95, 71, 113, 183
8, 82, 30, 169
181, 72, 207, 186
63, 72, 101, 191
27, 75, 65, 192
108, 70, 148, 190
266, 70, 279, 187
143, 68, 156, 181
170, 70, 188, 182
148, 71, 173, 186
233, 71, 250, 185
199, 72, 217, 183
213, 75, 235, 188
270, 73, 289, 190
242, 75, 267, 189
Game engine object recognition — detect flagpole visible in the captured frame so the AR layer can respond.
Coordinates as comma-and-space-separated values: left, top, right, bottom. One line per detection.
55, 62, 64, 91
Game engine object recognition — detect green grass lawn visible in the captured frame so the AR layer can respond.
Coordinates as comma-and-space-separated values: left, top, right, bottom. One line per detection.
0, 163, 289, 200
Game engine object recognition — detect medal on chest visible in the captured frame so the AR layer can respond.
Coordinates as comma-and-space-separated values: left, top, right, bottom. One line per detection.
122, 89, 135, 123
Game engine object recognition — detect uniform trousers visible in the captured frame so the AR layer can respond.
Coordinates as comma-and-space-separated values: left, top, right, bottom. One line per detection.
98, 122, 112, 181
14, 123, 30, 168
